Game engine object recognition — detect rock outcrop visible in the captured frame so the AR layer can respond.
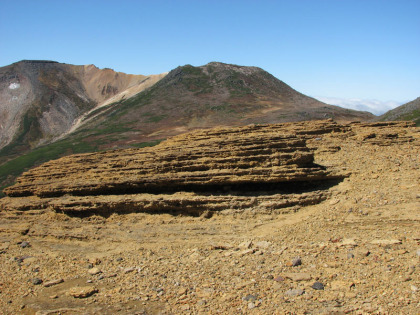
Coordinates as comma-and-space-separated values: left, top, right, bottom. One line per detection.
1, 120, 350, 216
2, 120, 416, 216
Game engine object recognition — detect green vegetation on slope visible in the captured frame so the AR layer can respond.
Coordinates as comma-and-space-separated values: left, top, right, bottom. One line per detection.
382, 109, 420, 126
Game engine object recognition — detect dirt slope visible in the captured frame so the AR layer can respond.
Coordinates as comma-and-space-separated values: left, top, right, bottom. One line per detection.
0, 120, 418, 314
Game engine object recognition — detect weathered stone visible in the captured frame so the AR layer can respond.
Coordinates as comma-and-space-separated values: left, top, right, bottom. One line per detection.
285, 289, 304, 296
43, 279, 64, 287
311, 281, 324, 290
283, 273, 312, 281
19, 241, 30, 248
88, 267, 101, 275
68, 286, 98, 298
291, 257, 302, 267
242, 294, 258, 302
31, 278, 43, 285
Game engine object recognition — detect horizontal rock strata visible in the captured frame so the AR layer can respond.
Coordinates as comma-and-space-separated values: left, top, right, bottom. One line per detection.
2, 120, 415, 216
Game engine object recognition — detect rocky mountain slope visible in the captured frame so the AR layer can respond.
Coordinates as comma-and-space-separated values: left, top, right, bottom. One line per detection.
0, 60, 165, 161
73, 62, 374, 152
0, 120, 418, 314
379, 97, 420, 126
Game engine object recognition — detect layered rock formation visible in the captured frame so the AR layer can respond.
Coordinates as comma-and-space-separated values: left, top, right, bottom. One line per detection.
1, 120, 349, 216
2, 120, 416, 217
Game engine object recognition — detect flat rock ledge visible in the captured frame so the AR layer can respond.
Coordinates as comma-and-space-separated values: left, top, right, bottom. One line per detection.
1, 120, 415, 216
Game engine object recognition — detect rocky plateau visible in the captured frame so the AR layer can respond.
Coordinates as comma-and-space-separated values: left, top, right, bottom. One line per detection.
0, 120, 419, 314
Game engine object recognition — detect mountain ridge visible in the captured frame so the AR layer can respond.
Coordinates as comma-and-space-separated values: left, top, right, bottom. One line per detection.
0, 60, 165, 160
69, 61, 373, 151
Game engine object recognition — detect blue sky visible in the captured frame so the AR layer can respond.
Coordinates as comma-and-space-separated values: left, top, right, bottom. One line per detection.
1, 0, 419, 114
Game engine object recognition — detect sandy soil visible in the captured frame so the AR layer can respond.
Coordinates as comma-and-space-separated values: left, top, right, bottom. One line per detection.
0, 123, 419, 314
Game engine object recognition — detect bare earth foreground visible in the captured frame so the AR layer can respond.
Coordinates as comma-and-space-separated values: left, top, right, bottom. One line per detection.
0, 120, 419, 314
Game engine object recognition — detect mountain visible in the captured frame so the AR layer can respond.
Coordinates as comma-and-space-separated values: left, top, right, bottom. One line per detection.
0, 61, 374, 195
70, 62, 374, 151
0, 60, 165, 161
378, 97, 420, 126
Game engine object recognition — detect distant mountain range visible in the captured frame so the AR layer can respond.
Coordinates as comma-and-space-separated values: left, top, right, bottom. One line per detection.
0, 60, 417, 194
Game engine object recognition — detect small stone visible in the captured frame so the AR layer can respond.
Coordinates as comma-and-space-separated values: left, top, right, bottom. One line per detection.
363, 250, 371, 257
347, 252, 355, 259
44, 279, 64, 287
416, 249, 420, 257
285, 289, 304, 297
291, 257, 302, 267
236, 249, 254, 256
123, 267, 136, 274
177, 287, 188, 296
69, 286, 98, 298
411, 285, 418, 292
311, 282, 324, 290
116, 257, 123, 262
248, 302, 255, 309
32, 278, 43, 285
88, 267, 101, 275
242, 294, 257, 302
274, 276, 285, 282
329, 199, 340, 205
19, 241, 30, 248
284, 272, 312, 282
49, 295, 58, 299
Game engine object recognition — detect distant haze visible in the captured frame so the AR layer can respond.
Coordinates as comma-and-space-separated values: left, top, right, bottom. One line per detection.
313, 97, 404, 116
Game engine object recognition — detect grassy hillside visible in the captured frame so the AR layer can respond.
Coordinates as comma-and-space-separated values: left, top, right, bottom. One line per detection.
379, 97, 420, 126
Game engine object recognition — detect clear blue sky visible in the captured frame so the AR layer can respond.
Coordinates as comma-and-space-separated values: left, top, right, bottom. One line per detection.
1, 0, 419, 108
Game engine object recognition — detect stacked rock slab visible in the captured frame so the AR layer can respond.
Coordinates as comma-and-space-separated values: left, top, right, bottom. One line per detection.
1, 120, 349, 216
